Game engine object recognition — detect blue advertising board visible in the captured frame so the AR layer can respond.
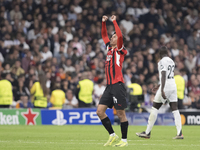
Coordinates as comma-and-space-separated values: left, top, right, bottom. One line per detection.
41, 108, 114, 125
126, 112, 175, 126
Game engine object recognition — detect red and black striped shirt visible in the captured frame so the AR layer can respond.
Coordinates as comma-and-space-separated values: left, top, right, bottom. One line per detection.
102, 20, 127, 85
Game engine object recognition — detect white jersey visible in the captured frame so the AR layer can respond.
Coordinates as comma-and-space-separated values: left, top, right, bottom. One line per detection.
158, 57, 176, 90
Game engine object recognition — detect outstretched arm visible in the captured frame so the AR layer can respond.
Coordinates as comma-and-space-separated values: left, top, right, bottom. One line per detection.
101, 15, 110, 44
111, 15, 123, 50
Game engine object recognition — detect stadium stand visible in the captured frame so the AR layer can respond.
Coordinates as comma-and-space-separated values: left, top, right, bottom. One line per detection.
0, 0, 200, 111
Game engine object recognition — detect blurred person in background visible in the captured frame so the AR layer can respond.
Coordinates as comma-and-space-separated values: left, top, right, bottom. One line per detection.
30, 74, 49, 108
63, 89, 78, 109
174, 69, 185, 109
75, 72, 94, 108
128, 76, 143, 112
16, 94, 33, 108
0, 73, 13, 108
50, 82, 65, 109
93, 78, 106, 107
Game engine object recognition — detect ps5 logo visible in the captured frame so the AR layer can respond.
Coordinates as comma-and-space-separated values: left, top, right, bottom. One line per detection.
51, 110, 101, 125
52, 110, 67, 125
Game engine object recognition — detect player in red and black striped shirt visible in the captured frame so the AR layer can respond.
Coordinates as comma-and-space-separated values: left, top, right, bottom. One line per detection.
96, 15, 128, 147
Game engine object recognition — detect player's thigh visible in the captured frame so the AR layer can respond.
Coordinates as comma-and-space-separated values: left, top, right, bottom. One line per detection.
99, 87, 114, 109
111, 82, 127, 110
153, 90, 162, 103
166, 90, 177, 103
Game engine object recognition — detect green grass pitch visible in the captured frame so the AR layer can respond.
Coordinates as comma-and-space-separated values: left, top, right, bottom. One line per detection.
0, 125, 199, 150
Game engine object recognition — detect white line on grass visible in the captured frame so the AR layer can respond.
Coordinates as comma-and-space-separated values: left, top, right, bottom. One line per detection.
0, 140, 200, 147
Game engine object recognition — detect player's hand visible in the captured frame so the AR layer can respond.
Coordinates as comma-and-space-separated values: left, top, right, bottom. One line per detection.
111, 15, 116, 22
102, 15, 108, 22
161, 90, 167, 99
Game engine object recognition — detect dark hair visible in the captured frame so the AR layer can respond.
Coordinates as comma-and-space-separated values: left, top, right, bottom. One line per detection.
1, 72, 7, 79
38, 74, 48, 96
159, 46, 168, 58
111, 32, 126, 43
131, 76, 136, 83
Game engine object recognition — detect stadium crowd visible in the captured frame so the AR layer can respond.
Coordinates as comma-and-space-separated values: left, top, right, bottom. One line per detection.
0, 0, 200, 110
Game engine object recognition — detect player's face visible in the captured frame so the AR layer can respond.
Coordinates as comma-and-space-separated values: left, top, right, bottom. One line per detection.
110, 34, 118, 46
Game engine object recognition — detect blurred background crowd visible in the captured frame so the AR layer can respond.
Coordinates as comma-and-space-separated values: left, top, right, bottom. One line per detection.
0, 0, 200, 111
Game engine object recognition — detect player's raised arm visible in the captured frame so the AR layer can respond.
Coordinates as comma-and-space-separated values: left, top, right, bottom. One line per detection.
101, 15, 110, 44
111, 15, 123, 50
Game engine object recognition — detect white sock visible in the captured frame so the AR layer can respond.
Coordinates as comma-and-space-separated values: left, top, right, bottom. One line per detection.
110, 133, 115, 136
172, 110, 182, 135
121, 139, 127, 142
145, 107, 158, 134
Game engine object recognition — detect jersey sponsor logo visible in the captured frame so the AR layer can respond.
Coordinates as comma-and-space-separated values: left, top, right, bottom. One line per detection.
113, 96, 118, 103
106, 55, 112, 61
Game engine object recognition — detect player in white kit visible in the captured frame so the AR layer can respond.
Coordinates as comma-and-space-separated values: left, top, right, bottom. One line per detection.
136, 46, 184, 139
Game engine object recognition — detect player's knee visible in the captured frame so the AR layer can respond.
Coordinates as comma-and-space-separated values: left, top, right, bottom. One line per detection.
96, 109, 103, 117
170, 102, 178, 111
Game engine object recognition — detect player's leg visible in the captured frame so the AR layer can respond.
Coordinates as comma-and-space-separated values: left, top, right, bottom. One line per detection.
96, 104, 115, 135
113, 109, 128, 147
169, 102, 183, 139
111, 82, 128, 147
145, 102, 162, 134
97, 87, 119, 146
136, 89, 163, 138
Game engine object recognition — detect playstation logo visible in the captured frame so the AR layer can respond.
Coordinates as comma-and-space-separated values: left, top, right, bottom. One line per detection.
52, 110, 67, 125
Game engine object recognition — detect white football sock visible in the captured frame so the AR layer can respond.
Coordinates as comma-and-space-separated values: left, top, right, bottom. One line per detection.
121, 139, 127, 142
172, 110, 182, 135
145, 107, 158, 134
110, 133, 115, 136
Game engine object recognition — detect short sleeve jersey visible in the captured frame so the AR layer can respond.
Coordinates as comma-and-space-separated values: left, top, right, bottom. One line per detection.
158, 57, 176, 90
105, 42, 127, 85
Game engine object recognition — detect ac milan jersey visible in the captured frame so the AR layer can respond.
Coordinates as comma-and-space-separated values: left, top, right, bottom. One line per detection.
105, 42, 127, 85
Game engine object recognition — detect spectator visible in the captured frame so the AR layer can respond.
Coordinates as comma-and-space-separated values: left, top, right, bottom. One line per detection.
50, 82, 65, 109
174, 69, 185, 109
187, 30, 200, 50
30, 74, 49, 108
10, 60, 25, 77
16, 95, 33, 108
93, 78, 106, 107
10, 5, 22, 21
21, 51, 32, 73
40, 46, 53, 63
75, 72, 94, 108
63, 89, 78, 109
184, 53, 196, 73
13, 80, 30, 101
0, 73, 13, 108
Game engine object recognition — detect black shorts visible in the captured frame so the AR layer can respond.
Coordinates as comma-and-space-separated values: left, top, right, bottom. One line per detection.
99, 82, 127, 110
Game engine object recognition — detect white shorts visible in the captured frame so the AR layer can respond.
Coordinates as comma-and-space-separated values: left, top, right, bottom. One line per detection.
153, 87, 177, 104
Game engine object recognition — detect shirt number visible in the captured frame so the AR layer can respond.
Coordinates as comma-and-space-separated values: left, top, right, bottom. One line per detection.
167, 65, 175, 79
